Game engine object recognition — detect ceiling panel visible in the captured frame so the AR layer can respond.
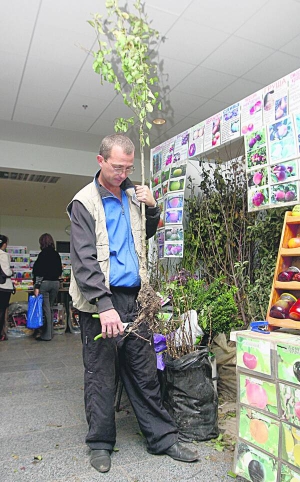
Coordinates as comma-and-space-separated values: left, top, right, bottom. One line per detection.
1, 0, 300, 218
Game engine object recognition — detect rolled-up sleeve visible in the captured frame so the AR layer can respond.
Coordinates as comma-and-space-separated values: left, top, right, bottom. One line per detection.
70, 200, 114, 313
146, 205, 160, 239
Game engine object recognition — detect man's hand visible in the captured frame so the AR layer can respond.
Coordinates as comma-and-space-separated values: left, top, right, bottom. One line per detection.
99, 309, 124, 338
34, 288, 40, 297
135, 185, 156, 207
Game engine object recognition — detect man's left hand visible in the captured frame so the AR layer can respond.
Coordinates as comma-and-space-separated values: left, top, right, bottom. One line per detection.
135, 185, 156, 207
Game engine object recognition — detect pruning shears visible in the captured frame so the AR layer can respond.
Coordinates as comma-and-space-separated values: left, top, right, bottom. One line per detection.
92, 313, 130, 340
250, 321, 270, 334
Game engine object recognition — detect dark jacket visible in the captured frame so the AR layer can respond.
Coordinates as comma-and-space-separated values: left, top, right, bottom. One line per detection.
33, 247, 63, 287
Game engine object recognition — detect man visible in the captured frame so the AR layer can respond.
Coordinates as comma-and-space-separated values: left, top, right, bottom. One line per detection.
68, 134, 198, 473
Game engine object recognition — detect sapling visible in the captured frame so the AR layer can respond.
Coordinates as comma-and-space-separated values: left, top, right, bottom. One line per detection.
88, 0, 162, 328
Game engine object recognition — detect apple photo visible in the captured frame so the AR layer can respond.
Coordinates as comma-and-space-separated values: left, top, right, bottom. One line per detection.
270, 182, 298, 205
247, 167, 268, 188
248, 187, 269, 210
239, 374, 277, 414
239, 406, 280, 457
166, 193, 184, 210
270, 160, 298, 184
162, 180, 169, 196
151, 173, 161, 188
168, 178, 185, 193
170, 164, 187, 179
165, 208, 183, 224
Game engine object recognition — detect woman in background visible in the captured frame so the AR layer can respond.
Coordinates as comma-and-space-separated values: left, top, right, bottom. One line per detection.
33, 233, 62, 341
0, 235, 14, 341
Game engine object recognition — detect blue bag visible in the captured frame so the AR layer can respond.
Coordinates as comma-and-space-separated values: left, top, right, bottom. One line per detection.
27, 294, 44, 329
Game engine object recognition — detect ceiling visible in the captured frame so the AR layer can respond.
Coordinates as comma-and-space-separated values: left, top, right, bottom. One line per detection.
1, 0, 300, 218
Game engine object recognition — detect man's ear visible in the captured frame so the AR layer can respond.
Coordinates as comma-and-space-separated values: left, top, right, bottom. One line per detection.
97, 155, 104, 168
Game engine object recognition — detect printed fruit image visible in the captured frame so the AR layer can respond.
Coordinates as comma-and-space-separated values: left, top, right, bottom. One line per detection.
169, 181, 181, 191
288, 238, 300, 248
243, 352, 257, 370
249, 419, 269, 444
172, 168, 182, 177
293, 361, 300, 382
167, 212, 179, 223
275, 190, 285, 201
294, 444, 300, 466
248, 459, 265, 482
252, 192, 265, 207
285, 191, 296, 202
246, 381, 268, 409
292, 205, 300, 216
168, 197, 180, 208
253, 172, 263, 185
284, 426, 294, 453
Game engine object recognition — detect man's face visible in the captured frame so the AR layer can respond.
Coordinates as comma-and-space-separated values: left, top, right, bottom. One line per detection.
97, 145, 135, 188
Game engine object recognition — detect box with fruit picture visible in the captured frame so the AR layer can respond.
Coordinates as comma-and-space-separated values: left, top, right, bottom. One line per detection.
281, 422, 300, 470
279, 462, 300, 482
234, 440, 278, 482
238, 405, 280, 456
279, 382, 300, 428
236, 334, 274, 377
277, 343, 300, 385
239, 373, 278, 416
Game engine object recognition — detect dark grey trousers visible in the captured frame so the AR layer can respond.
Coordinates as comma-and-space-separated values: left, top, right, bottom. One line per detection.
79, 288, 178, 453
39, 280, 60, 340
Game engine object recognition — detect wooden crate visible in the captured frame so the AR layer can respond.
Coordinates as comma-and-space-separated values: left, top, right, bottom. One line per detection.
266, 211, 300, 330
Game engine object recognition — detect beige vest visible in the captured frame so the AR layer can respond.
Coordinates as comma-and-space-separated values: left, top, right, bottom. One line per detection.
68, 181, 142, 312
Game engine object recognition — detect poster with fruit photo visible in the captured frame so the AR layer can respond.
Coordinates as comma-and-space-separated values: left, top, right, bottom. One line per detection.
161, 137, 175, 170
245, 127, 268, 170
168, 162, 186, 189
268, 115, 297, 164
188, 121, 205, 158
164, 193, 184, 226
222, 102, 240, 144
262, 76, 288, 126
270, 181, 299, 207
294, 113, 300, 155
156, 230, 165, 259
247, 167, 269, 190
234, 441, 278, 482
288, 68, 300, 114
204, 112, 222, 152
248, 187, 270, 211
173, 130, 189, 163
164, 226, 184, 258
240, 90, 263, 136
150, 144, 163, 175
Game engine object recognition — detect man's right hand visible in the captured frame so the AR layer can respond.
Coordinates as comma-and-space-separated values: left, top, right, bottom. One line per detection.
99, 309, 124, 338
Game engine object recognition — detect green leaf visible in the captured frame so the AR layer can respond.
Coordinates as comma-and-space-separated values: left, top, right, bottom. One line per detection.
158, 101, 162, 110
146, 103, 153, 112
146, 121, 152, 130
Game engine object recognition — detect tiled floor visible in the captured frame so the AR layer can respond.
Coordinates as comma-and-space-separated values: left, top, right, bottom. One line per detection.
0, 332, 237, 481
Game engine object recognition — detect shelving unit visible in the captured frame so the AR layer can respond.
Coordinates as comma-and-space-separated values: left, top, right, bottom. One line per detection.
267, 210, 300, 330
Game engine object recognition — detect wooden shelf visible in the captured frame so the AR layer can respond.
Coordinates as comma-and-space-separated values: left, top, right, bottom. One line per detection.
274, 281, 300, 290
267, 210, 300, 331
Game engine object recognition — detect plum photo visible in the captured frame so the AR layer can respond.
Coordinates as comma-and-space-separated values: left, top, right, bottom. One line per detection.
243, 352, 258, 370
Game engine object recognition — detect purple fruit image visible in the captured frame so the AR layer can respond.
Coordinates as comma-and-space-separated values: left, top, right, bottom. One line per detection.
255, 134, 261, 141
249, 138, 256, 148
253, 172, 263, 185
275, 170, 287, 181
167, 212, 179, 223
189, 143, 196, 157
285, 191, 296, 202
275, 190, 285, 201
252, 192, 265, 207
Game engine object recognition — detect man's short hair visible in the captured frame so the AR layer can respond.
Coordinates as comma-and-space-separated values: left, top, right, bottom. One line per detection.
99, 134, 135, 160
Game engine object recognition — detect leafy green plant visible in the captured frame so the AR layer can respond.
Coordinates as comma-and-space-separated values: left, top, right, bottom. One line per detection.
89, 0, 161, 282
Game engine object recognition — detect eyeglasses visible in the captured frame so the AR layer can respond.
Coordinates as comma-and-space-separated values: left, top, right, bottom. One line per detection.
105, 160, 135, 175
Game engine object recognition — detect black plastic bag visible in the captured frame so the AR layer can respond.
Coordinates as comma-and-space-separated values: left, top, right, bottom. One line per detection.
164, 347, 219, 442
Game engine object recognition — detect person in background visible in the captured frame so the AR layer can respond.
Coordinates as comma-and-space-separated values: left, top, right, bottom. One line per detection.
0, 235, 14, 341
33, 233, 62, 341
68, 134, 198, 474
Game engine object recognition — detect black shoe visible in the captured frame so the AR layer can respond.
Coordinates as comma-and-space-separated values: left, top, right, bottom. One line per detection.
90, 449, 111, 473
164, 442, 199, 462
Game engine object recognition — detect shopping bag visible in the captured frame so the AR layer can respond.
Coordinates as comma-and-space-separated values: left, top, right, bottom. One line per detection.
27, 294, 44, 329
